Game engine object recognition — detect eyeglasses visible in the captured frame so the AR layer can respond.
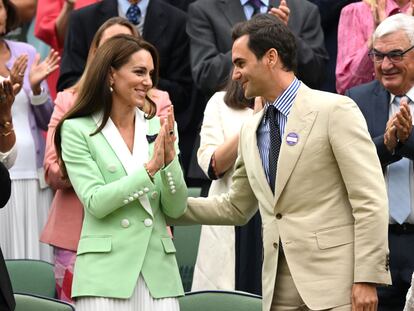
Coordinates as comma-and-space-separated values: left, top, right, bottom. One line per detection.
368, 45, 414, 63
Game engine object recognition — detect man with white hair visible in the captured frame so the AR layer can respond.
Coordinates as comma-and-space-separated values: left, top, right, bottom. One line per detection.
346, 13, 414, 311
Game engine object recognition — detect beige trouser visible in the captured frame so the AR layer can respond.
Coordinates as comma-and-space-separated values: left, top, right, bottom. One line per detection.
270, 251, 351, 311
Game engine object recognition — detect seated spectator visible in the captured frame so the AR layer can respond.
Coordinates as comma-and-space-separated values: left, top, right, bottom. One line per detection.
0, 0, 58, 262
336, 0, 413, 94
40, 16, 171, 303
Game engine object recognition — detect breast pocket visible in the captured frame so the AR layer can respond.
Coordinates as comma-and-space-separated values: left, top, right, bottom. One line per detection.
161, 237, 177, 254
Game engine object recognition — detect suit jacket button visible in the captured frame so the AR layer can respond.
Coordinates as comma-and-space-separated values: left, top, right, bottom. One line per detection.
273, 242, 278, 248
144, 218, 153, 227
121, 219, 130, 228
151, 192, 158, 199
276, 213, 282, 219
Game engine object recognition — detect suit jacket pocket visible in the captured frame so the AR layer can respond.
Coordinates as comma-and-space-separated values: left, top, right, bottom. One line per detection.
315, 225, 354, 250
77, 235, 112, 255
161, 237, 176, 254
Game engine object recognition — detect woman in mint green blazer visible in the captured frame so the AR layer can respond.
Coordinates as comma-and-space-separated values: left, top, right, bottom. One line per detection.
54, 35, 187, 311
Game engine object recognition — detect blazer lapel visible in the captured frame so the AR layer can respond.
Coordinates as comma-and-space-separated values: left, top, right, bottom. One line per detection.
246, 109, 275, 208
92, 110, 154, 217
372, 82, 390, 137
274, 85, 318, 207
143, 0, 167, 47
219, 0, 247, 25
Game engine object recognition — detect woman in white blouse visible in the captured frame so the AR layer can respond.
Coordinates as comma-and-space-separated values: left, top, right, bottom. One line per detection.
192, 76, 263, 294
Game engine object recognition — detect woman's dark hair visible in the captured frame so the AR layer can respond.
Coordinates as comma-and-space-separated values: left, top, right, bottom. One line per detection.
54, 34, 160, 175
2, 0, 19, 34
223, 71, 254, 109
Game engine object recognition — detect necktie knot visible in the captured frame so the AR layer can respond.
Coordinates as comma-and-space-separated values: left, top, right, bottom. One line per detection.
126, 4, 142, 25
248, 0, 262, 15
393, 95, 411, 106
266, 105, 277, 120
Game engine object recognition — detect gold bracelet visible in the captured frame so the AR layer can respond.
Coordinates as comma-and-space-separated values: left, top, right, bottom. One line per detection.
0, 128, 14, 136
0, 121, 12, 129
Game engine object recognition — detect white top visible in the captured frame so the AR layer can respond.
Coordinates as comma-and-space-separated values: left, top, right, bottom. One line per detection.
387, 86, 414, 224
8, 89, 37, 179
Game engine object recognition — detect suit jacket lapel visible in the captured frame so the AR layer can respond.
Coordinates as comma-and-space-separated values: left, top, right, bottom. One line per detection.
372, 82, 390, 136
99, 0, 118, 21
274, 84, 318, 206
219, 0, 247, 25
245, 109, 275, 207
143, 0, 167, 47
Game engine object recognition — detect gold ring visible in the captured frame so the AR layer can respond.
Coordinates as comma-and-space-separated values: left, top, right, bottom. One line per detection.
18, 72, 24, 77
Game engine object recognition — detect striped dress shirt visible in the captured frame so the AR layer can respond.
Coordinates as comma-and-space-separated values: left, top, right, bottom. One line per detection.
257, 78, 301, 185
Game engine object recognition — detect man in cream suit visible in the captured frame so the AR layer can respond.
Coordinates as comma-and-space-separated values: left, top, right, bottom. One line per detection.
182, 14, 391, 311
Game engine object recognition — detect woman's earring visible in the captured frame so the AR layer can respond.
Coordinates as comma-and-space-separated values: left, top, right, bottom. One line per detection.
109, 85, 113, 92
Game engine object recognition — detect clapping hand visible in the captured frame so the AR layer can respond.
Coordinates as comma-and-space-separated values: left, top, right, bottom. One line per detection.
9, 54, 27, 95
163, 106, 176, 166
384, 115, 398, 152
145, 106, 176, 177
393, 97, 412, 143
268, 0, 290, 26
0, 79, 17, 120
29, 49, 60, 95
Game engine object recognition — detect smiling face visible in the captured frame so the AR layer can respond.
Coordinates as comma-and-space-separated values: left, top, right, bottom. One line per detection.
111, 49, 154, 109
373, 30, 414, 95
231, 35, 272, 99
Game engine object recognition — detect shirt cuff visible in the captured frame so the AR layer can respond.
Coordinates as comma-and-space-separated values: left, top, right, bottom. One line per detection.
30, 88, 49, 106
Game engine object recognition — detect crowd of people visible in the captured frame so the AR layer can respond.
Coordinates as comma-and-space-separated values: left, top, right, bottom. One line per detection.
1, 0, 414, 310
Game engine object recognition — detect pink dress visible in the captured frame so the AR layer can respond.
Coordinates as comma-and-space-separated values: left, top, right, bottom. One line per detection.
41, 88, 171, 302
336, 0, 411, 94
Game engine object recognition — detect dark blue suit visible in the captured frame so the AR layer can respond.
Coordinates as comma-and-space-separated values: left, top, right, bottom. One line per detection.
346, 80, 414, 311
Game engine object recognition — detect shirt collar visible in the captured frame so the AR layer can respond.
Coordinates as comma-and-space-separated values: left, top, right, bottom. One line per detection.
118, 0, 149, 17
264, 78, 301, 120
240, 0, 269, 7
389, 85, 414, 105
386, 0, 411, 15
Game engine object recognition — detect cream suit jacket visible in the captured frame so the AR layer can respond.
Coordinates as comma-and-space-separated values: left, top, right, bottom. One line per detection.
185, 84, 391, 311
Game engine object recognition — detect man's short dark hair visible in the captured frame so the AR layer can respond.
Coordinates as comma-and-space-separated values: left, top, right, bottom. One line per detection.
232, 14, 297, 73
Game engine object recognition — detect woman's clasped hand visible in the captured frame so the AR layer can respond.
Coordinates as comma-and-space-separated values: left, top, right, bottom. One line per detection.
146, 106, 176, 176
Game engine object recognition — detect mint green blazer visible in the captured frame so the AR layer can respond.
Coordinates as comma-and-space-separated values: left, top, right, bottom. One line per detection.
60, 112, 187, 299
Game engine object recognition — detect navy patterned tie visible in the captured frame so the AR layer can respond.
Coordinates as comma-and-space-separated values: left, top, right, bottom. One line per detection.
249, 0, 262, 16
126, 4, 142, 25
267, 105, 281, 193
388, 96, 412, 224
